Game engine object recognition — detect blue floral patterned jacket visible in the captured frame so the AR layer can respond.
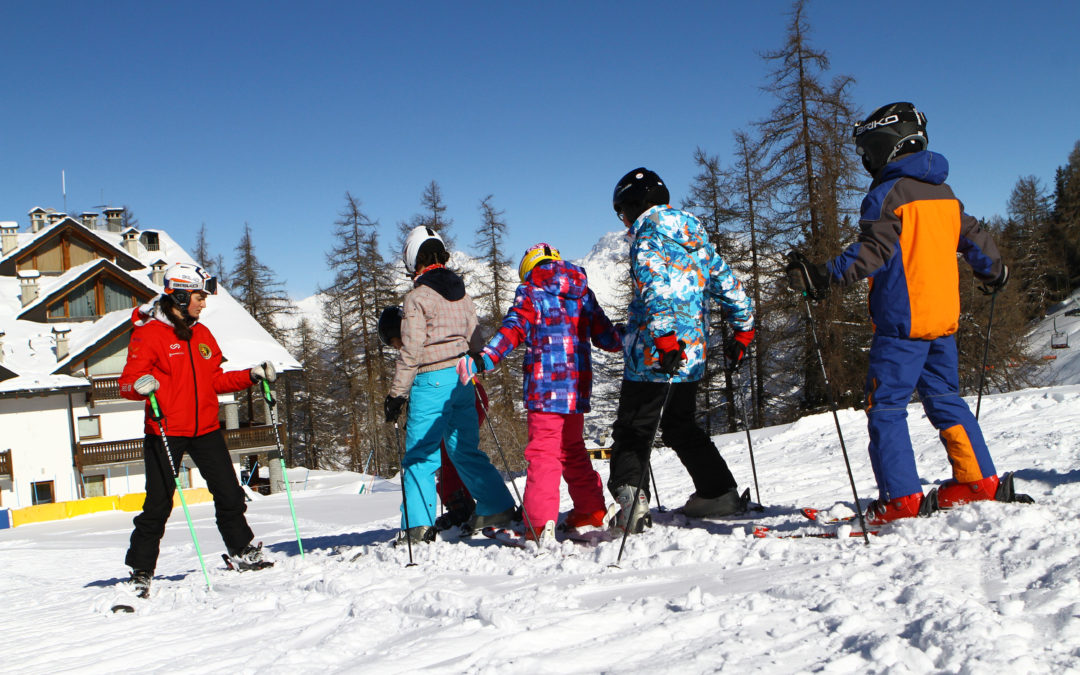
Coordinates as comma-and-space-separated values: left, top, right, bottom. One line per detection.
623, 205, 754, 382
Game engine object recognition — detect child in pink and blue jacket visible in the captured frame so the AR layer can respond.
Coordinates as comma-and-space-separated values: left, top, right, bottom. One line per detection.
457, 243, 623, 539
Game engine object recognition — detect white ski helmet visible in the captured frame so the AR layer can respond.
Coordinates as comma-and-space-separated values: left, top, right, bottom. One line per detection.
402, 226, 446, 274
162, 262, 217, 306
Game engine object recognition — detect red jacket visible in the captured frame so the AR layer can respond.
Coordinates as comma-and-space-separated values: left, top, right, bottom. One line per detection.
119, 306, 254, 436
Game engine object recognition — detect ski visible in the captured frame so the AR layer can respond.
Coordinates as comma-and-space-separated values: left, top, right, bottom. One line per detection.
221, 553, 275, 572
753, 525, 879, 539
562, 528, 613, 546
801, 507, 858, 524
481, 526, 530, 549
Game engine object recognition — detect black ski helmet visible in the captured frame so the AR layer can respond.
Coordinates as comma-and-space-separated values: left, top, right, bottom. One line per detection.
378, 306, 403, 347
613, 167, 670, 224
852, 102, 928, 176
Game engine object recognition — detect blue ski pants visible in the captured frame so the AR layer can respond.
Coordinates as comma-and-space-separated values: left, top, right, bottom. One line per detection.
865, 334, 996, 500
400, 367, 513, 529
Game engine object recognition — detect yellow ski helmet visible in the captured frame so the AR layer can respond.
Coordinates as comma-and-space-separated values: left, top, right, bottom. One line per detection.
518, 243, 562, 282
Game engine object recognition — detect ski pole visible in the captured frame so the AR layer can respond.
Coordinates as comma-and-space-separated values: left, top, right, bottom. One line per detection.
613, 380, 675, 567
390, 418, 417, 567
796, 294, 870, 545
975, 293, 997, 421
649, 465, 666, 512
731, 367, 762, 507
147, 393, 213, 590
261, 381, 304, 558
476, 394, 538, 543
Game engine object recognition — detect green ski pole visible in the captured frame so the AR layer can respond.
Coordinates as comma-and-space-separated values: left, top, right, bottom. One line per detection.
262, 380, 304, 558
148, 393, 213, 591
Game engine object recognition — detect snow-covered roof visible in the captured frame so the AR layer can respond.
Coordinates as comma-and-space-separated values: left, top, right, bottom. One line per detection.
0, 208, 299, 395
0, 216, 143, 274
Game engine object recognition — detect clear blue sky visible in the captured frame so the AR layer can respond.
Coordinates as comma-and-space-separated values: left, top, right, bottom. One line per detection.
3, 1, 1078, 299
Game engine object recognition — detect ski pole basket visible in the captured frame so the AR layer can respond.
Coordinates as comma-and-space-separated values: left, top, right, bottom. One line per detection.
1052, 317, 1069, 350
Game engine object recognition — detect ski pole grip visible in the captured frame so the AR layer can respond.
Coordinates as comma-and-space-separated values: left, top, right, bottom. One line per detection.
148, 392, 162, 421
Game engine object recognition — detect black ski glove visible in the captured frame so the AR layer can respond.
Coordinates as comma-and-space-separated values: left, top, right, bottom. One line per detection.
785, 251, 831, 301
979, 264, 1009, 296
653, 332, 686, 376
384, 395, 407, 423
725, 329, 755, 372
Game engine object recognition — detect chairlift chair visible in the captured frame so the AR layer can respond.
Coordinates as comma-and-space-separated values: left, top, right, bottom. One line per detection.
1052, 317, 1069, 350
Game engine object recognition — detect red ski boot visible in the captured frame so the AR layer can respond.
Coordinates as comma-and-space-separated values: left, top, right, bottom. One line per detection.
936, 474, 1000, 508
865, 492, 926, 526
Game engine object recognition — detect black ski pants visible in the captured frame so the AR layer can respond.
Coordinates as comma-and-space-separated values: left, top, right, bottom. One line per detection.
125, 430, 253, 572
607, 379, 737, 501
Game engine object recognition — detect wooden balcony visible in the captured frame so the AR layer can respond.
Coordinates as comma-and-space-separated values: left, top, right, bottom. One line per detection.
75, 424, 285, 468
0, 449, 12, 478
89, 376, 123, 403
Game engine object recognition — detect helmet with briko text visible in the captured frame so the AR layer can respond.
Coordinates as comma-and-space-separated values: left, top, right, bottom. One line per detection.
162, 262, 217, 307
402, 226, 447, 275
518, 242, 562, 282
852, 102, 928, 177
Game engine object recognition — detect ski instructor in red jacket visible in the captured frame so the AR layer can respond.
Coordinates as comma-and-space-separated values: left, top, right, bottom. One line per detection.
118, 262, 275, 596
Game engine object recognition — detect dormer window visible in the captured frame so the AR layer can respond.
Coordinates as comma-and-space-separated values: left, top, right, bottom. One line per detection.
47, 277, 139, 321
140, 231, 160, 252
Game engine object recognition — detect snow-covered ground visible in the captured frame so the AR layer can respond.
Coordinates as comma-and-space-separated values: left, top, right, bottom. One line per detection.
3, 384, 1079, 674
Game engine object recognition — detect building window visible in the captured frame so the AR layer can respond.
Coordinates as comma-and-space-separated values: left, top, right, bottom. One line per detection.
78, 415, 102, 440
83, 474, 106, 498
31, 480, 55, 505
141, 232, 160, 251
46, 276, 140, 320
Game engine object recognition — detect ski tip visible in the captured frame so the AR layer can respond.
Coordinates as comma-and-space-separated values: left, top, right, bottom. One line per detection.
752, 526, 770, 538
801, 507, 820, 521
110, 604, 135, 614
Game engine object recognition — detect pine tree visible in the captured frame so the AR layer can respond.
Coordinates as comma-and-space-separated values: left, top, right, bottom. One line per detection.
230, 223, 295, 426
192, 224, 212, 269
1052, 140, 1080, 288
397, 180, 455, 255
230, 223, 293, 344
470, 195, 527, 468
288, 317, 334, 469
1005, 176, 1058, 318
322, 193, 397, 476
757, 0, 866, 414
687, 148, 740, 435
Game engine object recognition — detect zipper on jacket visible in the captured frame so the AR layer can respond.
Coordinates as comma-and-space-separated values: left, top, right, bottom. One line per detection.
187, 338, 199, 433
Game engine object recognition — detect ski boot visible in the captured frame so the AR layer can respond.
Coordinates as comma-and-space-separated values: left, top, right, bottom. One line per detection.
128, 569, 152, 599
523, 520, 557, 542
230, 542, 275, 571
395, 525, 437, 547
864, 492, 934, 527
612, 484, 652, 534
562, 507, 609, 530
468, 506, 519, 532
434, 491, 477, 532
678, 488, 745, 518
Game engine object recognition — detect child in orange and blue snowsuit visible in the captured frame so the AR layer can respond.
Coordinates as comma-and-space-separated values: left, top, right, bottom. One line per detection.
458, 243, 622, 539
786, 102, 1025, 526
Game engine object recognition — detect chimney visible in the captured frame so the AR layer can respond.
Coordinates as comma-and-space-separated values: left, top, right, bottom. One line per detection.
1, 221, 17, 256
81, 212, 99, 229
104, 207, 124, 233
47, 212, 66, 226
150, 260, 168, 286
18, 269, 40, 307
29, 209, 48, 233
53, 326, 71, 362
122, 228, 140, 256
